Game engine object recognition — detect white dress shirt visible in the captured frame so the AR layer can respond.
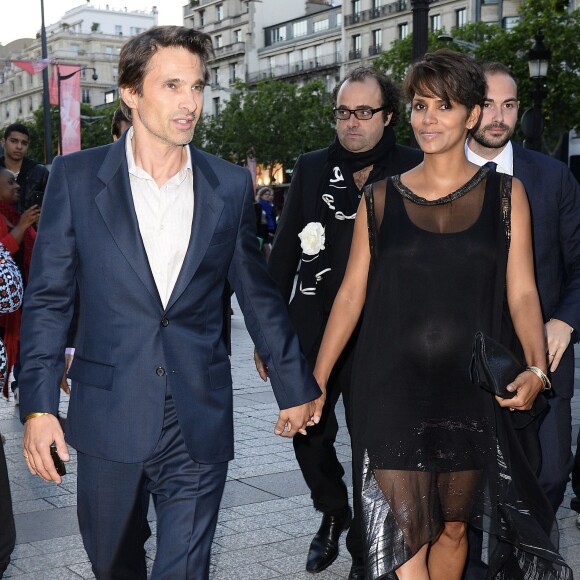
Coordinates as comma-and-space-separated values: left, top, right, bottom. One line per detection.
465, 139, 514, 176
125, 128, 194, 308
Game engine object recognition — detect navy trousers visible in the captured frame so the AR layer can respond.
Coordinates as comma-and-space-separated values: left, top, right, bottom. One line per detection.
77, 391, 228, 580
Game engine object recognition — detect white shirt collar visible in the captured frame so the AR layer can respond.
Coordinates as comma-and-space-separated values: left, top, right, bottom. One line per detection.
465, 139, 514, 176
124, 126, 193, 184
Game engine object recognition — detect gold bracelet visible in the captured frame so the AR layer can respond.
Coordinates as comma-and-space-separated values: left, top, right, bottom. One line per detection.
24, 412, 52, 422
526, 366, 552, 391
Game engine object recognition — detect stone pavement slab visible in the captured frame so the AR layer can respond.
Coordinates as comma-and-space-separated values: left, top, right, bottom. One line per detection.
1, 299, 579, 578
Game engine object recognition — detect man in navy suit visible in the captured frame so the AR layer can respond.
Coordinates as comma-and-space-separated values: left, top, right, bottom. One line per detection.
466, 62, 580, 516
18, 26, 321, 579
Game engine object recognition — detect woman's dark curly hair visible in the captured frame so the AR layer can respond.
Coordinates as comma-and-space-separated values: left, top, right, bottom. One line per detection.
403, 49, 486, 111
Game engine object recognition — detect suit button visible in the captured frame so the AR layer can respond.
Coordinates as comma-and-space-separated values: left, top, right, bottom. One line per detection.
156, 367, 165, 377
161, 318, 169, 327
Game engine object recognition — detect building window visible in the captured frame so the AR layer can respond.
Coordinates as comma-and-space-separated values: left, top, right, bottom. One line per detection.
199, 10, 205, 26
112, 66, 118, 81
234, 29, 241, 43
430, 14, 441, 32
272, 25, 286, 43
213, 97, 221, 116
372, 29, 382, 49
70, 43, 80, 52
82, 89, 91, 104
212, 67, 219, 86
503, 16, 520, 29
398, 22, 409, 39
372, 0, 381, 15
216, 4, 223, 22
455, 8, 467, 27
230, 62, 238, 83
269, 56, 276, 71
337, 13, 342, 27
29, 96, 33, 112
115, 25, 122, 36
292, 20, 307, 38
215, 35, 223, 48
350, 34, 361, 59
314, 19, 329, 32
352, 0, 361, 16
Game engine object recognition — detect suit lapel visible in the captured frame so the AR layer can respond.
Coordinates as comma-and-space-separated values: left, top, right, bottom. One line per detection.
94, 135, 162, 307
165, 146, 224, 312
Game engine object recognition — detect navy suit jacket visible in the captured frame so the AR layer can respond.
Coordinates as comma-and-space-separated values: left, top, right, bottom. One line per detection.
18, 135, 320, 464
513, 143, 580, 398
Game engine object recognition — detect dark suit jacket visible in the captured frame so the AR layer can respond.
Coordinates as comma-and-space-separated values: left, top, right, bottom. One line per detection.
513, 143, 580, 399
269, 143, 422, 359
18, 135, 320, 464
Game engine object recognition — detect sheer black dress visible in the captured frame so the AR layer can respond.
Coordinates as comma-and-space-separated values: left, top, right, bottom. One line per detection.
354, 166, 571, 579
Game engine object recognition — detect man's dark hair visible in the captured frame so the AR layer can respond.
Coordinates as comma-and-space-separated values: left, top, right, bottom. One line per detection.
403, 49, 486, 111
111, 106, 131, 138
4, 123, 30, 140
333, 67, 401, 126
481, 62, 518, 84
118, 25, 214, 121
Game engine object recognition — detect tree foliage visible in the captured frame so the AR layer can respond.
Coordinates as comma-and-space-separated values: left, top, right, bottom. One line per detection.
373, 0, 580, 154
194, 79, 335, 180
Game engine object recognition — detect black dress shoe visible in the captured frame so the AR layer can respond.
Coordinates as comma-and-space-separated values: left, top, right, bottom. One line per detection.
348, 556, 366, 579
306, 508, 353, 573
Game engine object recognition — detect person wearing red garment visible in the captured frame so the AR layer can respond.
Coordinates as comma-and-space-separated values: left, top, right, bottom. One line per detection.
0, 167, 40, 398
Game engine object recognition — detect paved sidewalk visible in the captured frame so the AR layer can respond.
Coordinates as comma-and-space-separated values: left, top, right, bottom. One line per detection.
1, 299, 579, 578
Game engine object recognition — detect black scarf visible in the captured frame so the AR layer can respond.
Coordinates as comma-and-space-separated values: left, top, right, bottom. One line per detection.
297, 126, 397, 300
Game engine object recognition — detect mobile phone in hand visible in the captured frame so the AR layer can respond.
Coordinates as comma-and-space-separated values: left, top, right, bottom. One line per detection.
50, 443, 66, 476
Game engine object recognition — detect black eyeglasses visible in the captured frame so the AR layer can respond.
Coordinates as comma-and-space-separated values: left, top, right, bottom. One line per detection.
333, 106, 386, 120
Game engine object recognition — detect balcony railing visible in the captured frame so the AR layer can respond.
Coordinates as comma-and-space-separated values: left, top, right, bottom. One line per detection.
211, 41, 246, 59
246, 53, 341, 83
369, 45, 383, 56
348, 49, 362, 60
344, 0, 408, 26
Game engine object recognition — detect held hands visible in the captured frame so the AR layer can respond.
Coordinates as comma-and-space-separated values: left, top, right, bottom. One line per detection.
495, 369, 544, 412
275, 400, 321, 437
545, 318, 573, 372
23, 414, 69, 484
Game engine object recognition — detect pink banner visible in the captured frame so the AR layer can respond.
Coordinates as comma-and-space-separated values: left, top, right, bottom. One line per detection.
49, 65, 59, 106
11, 59, 50, 74
59, 65, 81, 155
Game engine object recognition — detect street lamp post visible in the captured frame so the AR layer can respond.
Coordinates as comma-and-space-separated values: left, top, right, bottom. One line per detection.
521, 30, 551, 152
40, 0, 52, 164
411, 0, 430, 61
56, 66, 98, 155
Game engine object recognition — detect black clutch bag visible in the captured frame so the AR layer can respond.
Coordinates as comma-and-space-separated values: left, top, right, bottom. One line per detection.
469, 331, 525, 399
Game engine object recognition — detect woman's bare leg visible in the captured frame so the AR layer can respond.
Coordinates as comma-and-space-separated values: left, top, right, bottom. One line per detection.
394, 544, 429, 579
428, 521, 468, 580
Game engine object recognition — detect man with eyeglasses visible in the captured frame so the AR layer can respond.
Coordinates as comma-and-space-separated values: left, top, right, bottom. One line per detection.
254, 67, 422, 579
